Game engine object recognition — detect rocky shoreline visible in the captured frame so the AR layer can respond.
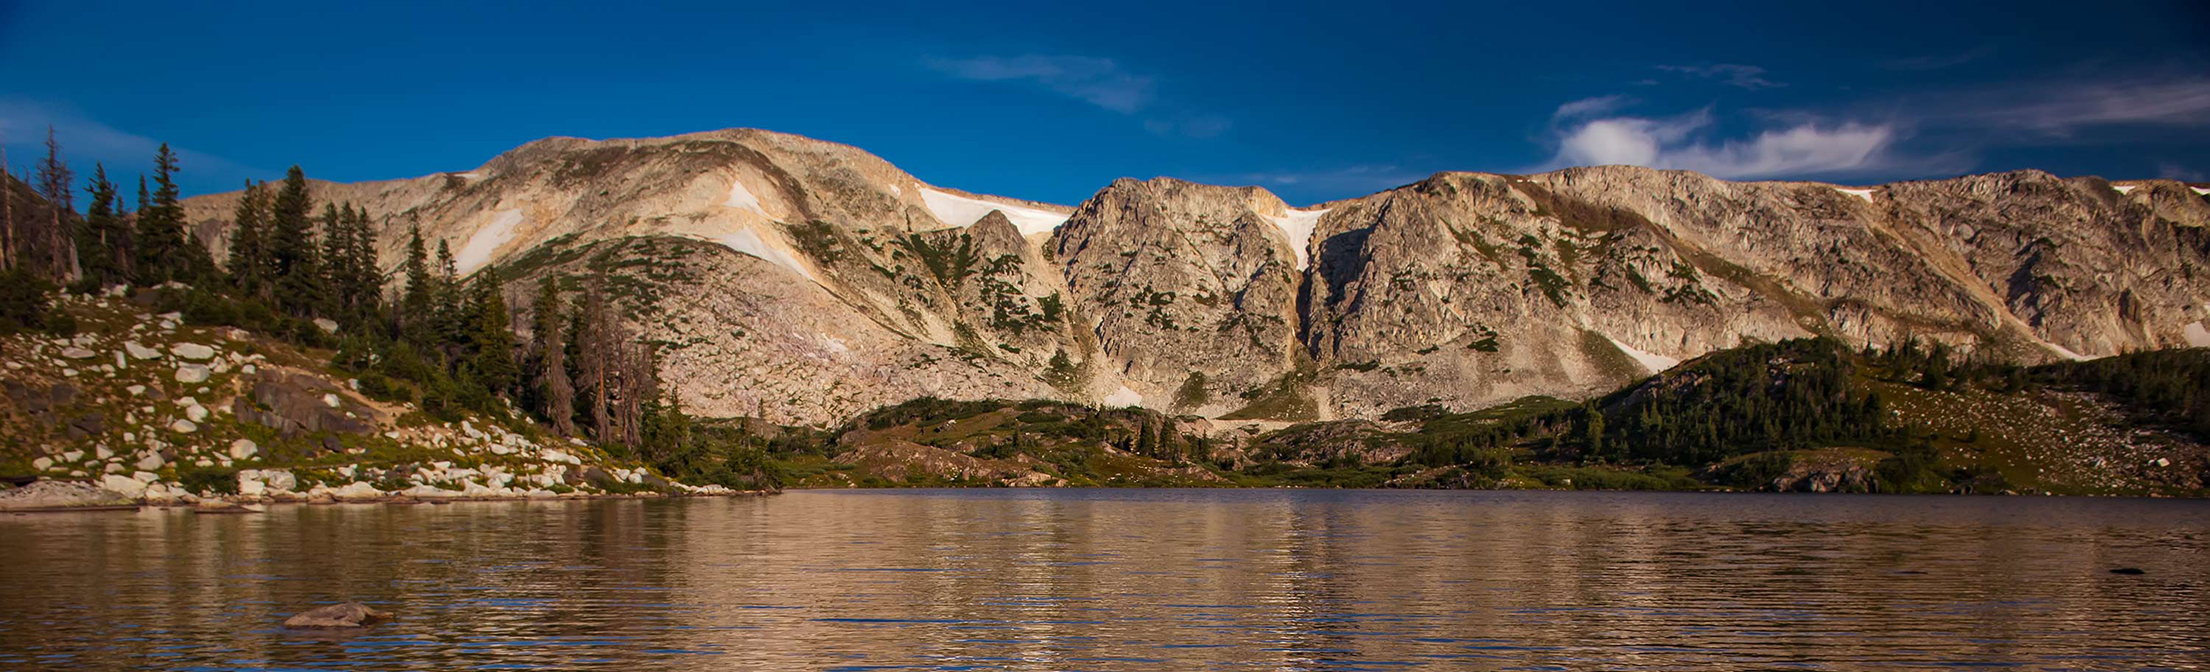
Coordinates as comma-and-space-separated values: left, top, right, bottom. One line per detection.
0, 478, 770, 513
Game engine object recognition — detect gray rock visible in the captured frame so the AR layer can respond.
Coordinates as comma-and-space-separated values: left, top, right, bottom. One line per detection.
233, 372, 373, 437
175, 364, 211, 384
0, 481, 135, 510
171, 343, 216, 361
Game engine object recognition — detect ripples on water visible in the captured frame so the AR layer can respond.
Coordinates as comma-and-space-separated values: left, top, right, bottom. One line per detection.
1, 489, 2205, 670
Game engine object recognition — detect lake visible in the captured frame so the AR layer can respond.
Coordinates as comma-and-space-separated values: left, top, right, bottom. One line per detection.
1, 489, 2205, 670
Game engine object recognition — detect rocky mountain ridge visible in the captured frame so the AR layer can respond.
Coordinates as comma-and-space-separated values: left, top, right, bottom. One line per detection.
178, 129, 2210, 426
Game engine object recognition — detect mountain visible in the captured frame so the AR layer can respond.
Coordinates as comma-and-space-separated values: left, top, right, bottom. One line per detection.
179, 129, 2210, 427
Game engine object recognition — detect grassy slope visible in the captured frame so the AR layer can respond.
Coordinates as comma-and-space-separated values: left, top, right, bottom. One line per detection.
760, 341, 2208, 496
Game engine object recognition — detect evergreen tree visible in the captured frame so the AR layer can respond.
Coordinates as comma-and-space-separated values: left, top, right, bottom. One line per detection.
576, 282, 611, 443
319, 203, 351, 317
531, 274, 576, 436
33, 126, 77, 280
400, 221, 434, 347
267, 165, 320, 315
434, 239, 466, 351
1581, 402, 1606, 460
132, 144, 189, 285
467, 268, 519, 398
226, 181, 269, 296
345, 205, 380, 322
77, 165, 129, 286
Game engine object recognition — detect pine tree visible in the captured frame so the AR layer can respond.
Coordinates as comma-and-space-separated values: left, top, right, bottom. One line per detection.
267, 165, 320, 315
577, 281, 612, 443
433, 239, 466, 351
466, 268, 519, 398
132, 144, 189, 285
531, 274, 576, 436
346, 205, 380, 322
400, 221, 434, 347
319, 203, 350, 317
227, 181, 269, 295
34, 126, 77, 281
77, 165, 129, 286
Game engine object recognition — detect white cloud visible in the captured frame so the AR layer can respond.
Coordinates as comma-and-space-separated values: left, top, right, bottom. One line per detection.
1552, 95, 1635, 121
2158, 162, 2207, 182
1947, 77, 2210, 136
925, 54, 1154, 113
928, 53, 1229, 139
1657, 64, 1783, 90
1540, 105, 1915, 180
0, 98, 258, 186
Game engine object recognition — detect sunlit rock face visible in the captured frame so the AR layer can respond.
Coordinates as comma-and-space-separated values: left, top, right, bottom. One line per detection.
184, 130, 2210, 425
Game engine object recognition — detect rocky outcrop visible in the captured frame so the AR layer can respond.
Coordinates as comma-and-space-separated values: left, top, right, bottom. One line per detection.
232, 372, 375, 438
177, 129, 2210, 426
0, 481, 134, 511
1050, 178, 1308, 411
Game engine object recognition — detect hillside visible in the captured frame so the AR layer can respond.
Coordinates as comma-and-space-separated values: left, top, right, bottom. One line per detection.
177, 129, 2210, 429
0, 285, 748, 510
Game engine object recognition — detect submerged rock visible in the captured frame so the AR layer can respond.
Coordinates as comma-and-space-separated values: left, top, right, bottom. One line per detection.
282, 602, 392, 629
192, 500, 260, 514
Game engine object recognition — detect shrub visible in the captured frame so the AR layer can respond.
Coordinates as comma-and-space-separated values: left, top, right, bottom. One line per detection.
178, 465, 241, 495
0, 268, 52, 335
41, 310, 78, 336
357, 372, 413, 404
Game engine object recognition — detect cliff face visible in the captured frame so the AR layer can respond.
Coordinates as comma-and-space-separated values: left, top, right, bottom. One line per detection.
181, 129, 2210, 426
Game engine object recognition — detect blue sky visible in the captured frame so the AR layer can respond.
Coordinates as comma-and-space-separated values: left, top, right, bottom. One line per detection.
3, 0, 2208, 206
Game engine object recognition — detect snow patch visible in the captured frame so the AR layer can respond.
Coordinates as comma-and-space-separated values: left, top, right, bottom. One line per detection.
817, 333, 849, 355
1833, 187, 1874, 202
1606, 336, 1679, 374
726, 178, 768, 216
2184, 321, 2210, 347
454, 171, 482, 180
2041, 339, 2092, 362
456, 209, 522, 274
2113, 185, 2136, 195
920, 187, 1068, 236
1103, 385, 1143, 408
2192, 186, 2209, 196
1263, 208, 1332, 270
714, 227, 815, 281
890, 183, 903, 196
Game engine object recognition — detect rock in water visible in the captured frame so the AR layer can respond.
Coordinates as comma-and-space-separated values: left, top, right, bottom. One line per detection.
283, 602, 393, 629
192, 500, 261, 514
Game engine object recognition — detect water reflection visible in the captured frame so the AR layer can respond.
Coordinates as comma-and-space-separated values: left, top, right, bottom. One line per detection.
1, 490, 2205, 669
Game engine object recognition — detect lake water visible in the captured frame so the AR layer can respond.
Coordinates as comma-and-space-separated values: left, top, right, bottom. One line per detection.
1, 489, 2206, 670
